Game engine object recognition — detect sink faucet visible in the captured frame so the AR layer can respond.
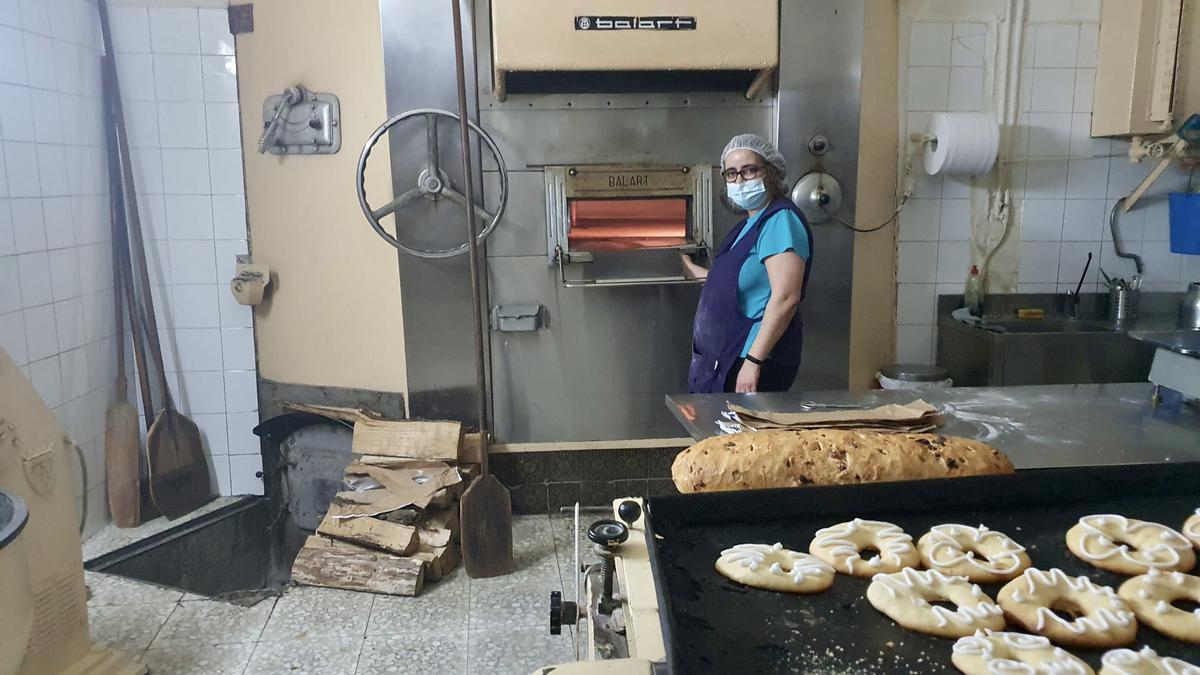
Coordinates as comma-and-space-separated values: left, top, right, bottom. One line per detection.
1062, 251, 1093, 320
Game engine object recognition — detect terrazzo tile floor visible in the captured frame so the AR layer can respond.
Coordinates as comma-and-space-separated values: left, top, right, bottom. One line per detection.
84, 513, 596, 675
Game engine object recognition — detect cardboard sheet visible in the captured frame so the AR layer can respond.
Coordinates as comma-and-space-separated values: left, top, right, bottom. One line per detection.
728, 399, 940, 432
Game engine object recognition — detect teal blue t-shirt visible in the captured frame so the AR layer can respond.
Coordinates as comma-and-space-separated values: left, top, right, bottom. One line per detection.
730, 209, 811, 356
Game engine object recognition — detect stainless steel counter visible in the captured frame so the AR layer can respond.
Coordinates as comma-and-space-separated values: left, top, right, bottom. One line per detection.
665, 383, 1200, 469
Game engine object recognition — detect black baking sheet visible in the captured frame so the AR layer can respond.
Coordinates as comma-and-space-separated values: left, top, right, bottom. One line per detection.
645, 462, 1200, 674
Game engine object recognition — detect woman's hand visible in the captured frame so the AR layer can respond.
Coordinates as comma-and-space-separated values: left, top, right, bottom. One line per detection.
680, 253, 708, 280
735, 361, 761, 393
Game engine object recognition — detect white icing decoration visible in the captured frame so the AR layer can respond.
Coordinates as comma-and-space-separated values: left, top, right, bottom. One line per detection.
873, 568, 1001, 628
1019, 568, 1133, 634
1171, 571, 1187, 584
951, 630, 1089, 674
1138, 588, 1152, 599
812, 518, 914, 572
1156, 600, 1172, 614
1033, 606, 1134, 633
719, 543, 834, 585
1101, 646, 1200, 675
1075, 514, 1191, 569
868, 557, 882, 568
924, 524, 1027, 577
1185, 509, 1200, 539
1012, 591, 1026, 603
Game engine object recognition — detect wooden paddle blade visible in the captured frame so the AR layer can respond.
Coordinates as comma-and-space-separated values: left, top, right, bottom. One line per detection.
147, 408, 213, 520
460, 475, 514, 578
105, 401, 140, 528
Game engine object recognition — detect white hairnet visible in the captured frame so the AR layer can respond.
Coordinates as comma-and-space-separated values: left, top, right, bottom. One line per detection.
721, 133, 787, 177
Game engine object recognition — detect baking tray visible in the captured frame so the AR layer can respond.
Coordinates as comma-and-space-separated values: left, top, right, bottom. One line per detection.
644, 462, 1200, 674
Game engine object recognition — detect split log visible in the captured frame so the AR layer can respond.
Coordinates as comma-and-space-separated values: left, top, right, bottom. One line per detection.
413, 543, 460, 582
351, 419, 462, 461
317, 512, 418, 556
292, 536, 423, 596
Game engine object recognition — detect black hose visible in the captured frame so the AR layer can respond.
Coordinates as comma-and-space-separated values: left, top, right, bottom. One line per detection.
1109, 198, 1144, 275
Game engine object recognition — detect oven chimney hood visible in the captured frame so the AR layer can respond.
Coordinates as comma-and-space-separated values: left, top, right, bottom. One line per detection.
489, 0, 779, 100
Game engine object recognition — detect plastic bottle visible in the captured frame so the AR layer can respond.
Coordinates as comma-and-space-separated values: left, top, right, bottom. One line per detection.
964, 265, 984, 317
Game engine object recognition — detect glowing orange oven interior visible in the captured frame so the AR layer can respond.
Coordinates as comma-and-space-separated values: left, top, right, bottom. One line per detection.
567, 198, 689, 251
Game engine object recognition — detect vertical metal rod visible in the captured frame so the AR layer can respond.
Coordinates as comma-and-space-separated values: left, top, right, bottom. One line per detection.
449, 0, 490, 472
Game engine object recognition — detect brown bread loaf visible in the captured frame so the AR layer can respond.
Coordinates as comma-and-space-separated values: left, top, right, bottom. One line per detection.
671, 429, 1014, 493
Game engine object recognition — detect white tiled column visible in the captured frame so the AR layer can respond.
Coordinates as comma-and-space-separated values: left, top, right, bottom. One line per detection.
110, 4, 257, 497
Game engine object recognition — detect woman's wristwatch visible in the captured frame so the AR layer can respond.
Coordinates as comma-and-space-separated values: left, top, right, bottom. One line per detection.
745, 353, 765, 366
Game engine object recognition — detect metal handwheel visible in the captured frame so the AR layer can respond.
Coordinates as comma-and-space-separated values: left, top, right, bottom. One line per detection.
356, 108, 509, 259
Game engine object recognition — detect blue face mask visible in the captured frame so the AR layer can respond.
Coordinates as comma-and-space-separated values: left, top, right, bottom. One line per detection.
726, 178, 768, 211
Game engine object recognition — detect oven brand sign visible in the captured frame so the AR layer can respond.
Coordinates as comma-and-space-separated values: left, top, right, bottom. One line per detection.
575, 16, 697, 31
609, 174, 650, 188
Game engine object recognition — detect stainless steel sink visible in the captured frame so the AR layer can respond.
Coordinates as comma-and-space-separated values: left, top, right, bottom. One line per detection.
974, 319, 1114, 334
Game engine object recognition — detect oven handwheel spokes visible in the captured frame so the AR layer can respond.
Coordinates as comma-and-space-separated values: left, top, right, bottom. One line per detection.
355, 108, 509, 259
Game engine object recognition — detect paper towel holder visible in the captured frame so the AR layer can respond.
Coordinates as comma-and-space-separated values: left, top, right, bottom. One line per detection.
230, 254, 270, 306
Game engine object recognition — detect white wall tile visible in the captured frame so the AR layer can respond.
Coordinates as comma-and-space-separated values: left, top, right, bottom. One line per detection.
935, 241, 970, 282
16, 250, 51, 305
1022, 199, 1065, 241
910, 22, 952, 66
177, 369, 225, 414
1065, 157, 1109, 198
30, 355, 62, 407
1097, 240, 1142, 280
204, 102, 241, 149
1062, 199, 1105, 241
0, 83, 35, 141
77, 242, 110, 292
165, 194, 213, 240
192, 412, 228, 455
211, 194, 246, 239
161, 148, 209, 194
22, 33, 56, 89
1034, 24, 1079, 68
116, 53, 156, 100
1142, 198, 1171, 242
1018, 242, 1062, 283
947, 67, 984, 112
0, 255, 20, 313
907, 66, 949, 112
895, 325, 934, 365
16, 0, 48, 36
0, 0, 17, 29
1030, 68, 1075, 113
226, 411, 259, 454
1057, 242, 1099, 285
10, 197, 46, 253
54, 297, 85, 351
899, 198, 940, 241
213, 238, 244, 284
60, 345, 89, 401
207, 149, 243, 195
173, 327, 222, 371
1025, 159, 1068, 199
1102, 199, 1144, 243
169, 239, 216, 284
1076, 24, 1099, 68
898, 242, 938, 283
1140, 239, 1182, 283
170, 283, 219, 327
1068, 112, 1108, 158
223, 369, 256, 413
228, 453, 263, 495
41, 196, 73, 250
220, 327, 254, 370
0, 25, 28, 85
157, 101, 208, 148
82, 290, 113, 343
217, 289, 251, 328
131, 147, 164, 195
209, 454, 232, 496
1072, 68, 1095, 113
951, 23, 986, 67
47, 246, 80, 301
149, 7, 200, 55
4, 141, 42, 197
939, 199, 971, 241
1027, 112, 1072, 157
23, 303, 57, 360
1107, 155, 1146, 197
897, 283, 936, 325
53, 41, 83, 95
198, 8, 233, 56
942, 175, 972, 200
0, 200, 13, 255
110, 5, 151, 53
0, 309, 28, 365
200, 55, 237, 102
36, 143, 68, 197
139, 193, 169, 240
153, 54, 203, 101
909, 171, 943, 200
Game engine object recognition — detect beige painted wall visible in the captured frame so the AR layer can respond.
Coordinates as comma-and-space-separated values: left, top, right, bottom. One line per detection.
847, 0, 900, 389
235, 0, 407, 393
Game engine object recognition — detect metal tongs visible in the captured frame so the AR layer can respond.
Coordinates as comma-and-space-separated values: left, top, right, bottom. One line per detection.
1100, 267, 1142, 292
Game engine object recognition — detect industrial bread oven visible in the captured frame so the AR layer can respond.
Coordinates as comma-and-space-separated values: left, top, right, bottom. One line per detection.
366, 0, 864, 443
547, 163, 713, 287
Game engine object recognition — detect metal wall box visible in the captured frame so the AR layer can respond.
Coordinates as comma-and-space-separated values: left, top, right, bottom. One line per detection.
260, 91, 341, 155
490, 0, 778, 97
491, 305, 544, 332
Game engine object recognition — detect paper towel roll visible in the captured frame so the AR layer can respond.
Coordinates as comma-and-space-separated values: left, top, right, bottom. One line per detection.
922, 112, 999, 176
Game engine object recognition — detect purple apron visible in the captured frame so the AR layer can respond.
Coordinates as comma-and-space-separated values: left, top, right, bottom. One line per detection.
688, 196, 812, 393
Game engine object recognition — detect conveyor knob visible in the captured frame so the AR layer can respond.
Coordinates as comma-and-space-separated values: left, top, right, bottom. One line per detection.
588, 519, 629, 547
617, 500, 641, 527
549, 590, 578, 635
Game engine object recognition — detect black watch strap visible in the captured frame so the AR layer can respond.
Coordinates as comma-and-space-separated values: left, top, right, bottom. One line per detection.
745, 353, 765, 366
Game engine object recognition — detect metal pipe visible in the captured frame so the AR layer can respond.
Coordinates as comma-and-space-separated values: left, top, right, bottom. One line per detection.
1109, 198, 1144, 275
449, 0, 490, 471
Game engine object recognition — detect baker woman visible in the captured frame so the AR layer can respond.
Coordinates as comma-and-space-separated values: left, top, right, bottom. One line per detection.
683, 133, 812, 394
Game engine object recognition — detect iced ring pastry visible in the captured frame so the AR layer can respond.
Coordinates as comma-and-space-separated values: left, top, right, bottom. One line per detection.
714, 542, 835, 593
998, 568, 1137, 648
1118, 569, 1200, 644
809, 518, 920, 578
1099, 646, 1200, 675
866, 568, 1004, 639
1067, 514, 1196, 575
1184, 509, 1200, 550
918, 523, 1031, 583
952, 629, 1094, 675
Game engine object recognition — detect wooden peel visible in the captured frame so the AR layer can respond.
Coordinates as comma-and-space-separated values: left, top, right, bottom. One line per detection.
448, 0, 513, 578
100, 0, 212, 520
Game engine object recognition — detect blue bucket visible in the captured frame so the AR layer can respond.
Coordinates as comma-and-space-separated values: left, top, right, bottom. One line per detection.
1169, 192, 1200, 255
